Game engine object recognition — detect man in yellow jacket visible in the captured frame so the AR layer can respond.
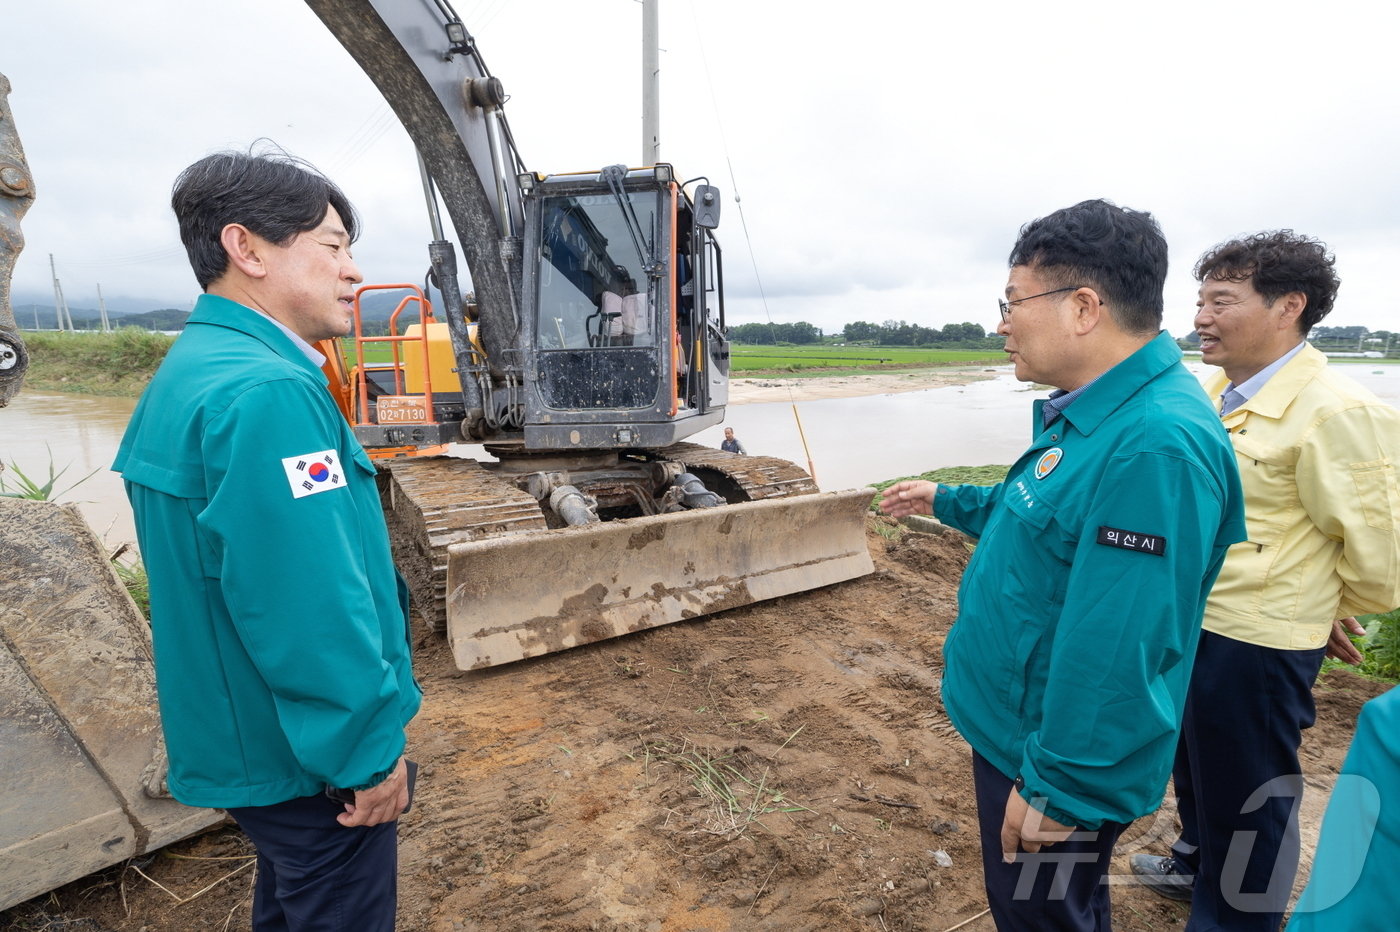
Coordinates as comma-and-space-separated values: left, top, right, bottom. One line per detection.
1131, 231, 1400, 931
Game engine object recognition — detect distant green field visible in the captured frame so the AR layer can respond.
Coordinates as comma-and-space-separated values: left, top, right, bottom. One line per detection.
347, 343, 399, 366
729, 344, 1005, 373
345, 342, 1007, 372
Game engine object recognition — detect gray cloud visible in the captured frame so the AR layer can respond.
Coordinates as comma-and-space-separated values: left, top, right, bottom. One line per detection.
3, 0, 1397, 341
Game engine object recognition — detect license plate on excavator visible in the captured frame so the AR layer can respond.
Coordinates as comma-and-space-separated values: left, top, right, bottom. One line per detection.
376, 395, 430, 423
442, 487, 875, 671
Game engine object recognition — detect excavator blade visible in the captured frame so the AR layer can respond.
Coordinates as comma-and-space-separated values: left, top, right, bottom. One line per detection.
443, 487, 875, 671
0, 499, 223, 911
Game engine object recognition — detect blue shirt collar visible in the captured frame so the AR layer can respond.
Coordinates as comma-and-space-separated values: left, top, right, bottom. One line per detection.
1042, 379, 1096, 428
1220, 340, 1305, 414
1038, 332, 1182, 435
262, 314, 326, 367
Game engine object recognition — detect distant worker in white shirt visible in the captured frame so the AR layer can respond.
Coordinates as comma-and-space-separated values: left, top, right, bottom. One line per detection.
720, 427, 746, 455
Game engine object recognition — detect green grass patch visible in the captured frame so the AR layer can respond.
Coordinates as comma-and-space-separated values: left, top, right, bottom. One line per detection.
115, 557, 151, 621
345, 342, 400, 366
873, 465, 1011, 493
730, 344, 1005, 375
1333, 608, 1400, 684
868, 465, 1010, 518
1361, 608, 1400, 677
21, 329, 175, 396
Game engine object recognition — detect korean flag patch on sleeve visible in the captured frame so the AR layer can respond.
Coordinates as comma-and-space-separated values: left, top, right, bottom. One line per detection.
282, 449, 346, 499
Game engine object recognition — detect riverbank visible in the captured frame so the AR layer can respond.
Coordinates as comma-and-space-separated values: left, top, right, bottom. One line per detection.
729, 366, 997, 404
19, 329, 998, 402
18, 329, 172, 396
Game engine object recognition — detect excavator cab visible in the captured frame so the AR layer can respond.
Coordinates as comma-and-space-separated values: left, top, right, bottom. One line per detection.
329, 164, 728, 455
521, 164, 728, 449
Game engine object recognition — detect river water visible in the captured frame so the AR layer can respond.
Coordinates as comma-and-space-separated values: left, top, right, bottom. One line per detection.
697, 362, 1400, 488
6, 363, 1399, 550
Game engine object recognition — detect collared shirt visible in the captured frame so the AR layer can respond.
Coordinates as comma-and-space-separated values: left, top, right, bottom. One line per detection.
1204, 342, 1400, 649
1041, 374, 1103, 428
261, 312, 327, 366
933, 332, 1245, 829
1218, 340, 1305, 416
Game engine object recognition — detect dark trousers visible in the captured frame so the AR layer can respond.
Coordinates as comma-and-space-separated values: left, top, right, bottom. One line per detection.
227, 793, 399, 932
1170, 630, 1326, 932
973, 751, 1128, 931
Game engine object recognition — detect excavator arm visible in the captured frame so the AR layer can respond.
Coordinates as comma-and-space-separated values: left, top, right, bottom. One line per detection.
303, 0, 523, 389
0, 73, 35, 406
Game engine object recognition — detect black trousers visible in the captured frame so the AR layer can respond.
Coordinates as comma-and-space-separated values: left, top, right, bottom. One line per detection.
1170, 630, 1326, 932
973, 751, 1128, 931
227, 793, 399, 932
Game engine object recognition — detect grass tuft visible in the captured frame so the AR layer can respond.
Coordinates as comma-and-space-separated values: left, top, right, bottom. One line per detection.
645, 729, 810, 837
0, 449, 98, 501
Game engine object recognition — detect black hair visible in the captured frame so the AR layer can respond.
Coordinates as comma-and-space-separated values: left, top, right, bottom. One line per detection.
1008, 198, 1167, 334
1194, 231, 1339, 332
170, 142, 359, 290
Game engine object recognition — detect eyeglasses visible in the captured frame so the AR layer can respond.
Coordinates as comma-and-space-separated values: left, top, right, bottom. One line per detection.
998, 286, 1080, 323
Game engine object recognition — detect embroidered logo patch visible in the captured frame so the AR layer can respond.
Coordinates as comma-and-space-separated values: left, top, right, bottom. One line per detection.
1034, 447, 1063, 480
1097, 526, 1166, 556
281, 449, 345, 499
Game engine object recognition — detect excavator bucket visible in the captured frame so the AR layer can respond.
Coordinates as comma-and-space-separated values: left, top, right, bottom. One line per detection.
443, 487, 875, 670
0, 499, 223, 911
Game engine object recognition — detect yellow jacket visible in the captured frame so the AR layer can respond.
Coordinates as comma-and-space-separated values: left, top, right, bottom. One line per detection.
1203, 344, 1400, 649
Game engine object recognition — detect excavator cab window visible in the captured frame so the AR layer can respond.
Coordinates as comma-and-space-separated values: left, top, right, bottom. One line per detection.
536, 194, 658, 350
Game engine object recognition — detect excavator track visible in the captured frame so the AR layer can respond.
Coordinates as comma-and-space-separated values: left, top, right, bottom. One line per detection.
378, 445, 834, 637
378, 456, 547, 633
650, 441, 820, 500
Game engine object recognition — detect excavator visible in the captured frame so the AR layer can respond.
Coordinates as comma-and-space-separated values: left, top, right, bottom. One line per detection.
0, 0, 871, 911
302, 0, 874, 672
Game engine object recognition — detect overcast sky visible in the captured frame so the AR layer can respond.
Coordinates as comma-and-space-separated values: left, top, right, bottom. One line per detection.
4, 0, 1399, 339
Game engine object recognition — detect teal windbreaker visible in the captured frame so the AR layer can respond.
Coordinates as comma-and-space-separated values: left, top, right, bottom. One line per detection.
114, 295, 421, 809
1287, 686, 1400, 931
935, 332, 1245, 829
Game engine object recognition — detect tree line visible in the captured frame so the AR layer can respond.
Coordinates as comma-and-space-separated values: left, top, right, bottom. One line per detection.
731, 320, 1398, 356
728, 319, 995, 347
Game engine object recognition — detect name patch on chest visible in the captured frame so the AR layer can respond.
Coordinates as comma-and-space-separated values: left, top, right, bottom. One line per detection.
1096, 526, 1166, 556
282, 449, 346, 499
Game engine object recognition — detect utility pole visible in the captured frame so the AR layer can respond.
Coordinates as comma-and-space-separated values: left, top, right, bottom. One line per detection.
642, 0, 659, 166
48, 253, 72, 331
96, 283, 110, 332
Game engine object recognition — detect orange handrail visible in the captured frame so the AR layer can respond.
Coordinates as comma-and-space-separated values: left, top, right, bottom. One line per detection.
351, 283, 438, 427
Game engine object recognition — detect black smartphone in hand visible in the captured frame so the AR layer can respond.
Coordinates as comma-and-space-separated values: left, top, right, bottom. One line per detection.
325, 758, 418, 813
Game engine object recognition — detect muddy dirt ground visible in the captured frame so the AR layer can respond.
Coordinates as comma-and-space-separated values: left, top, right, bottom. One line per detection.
3, 520, 1387, 932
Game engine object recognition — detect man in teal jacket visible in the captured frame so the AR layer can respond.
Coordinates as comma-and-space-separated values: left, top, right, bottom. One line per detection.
114, 149, 421, 931
1286, 685, 1400, 932
883, 199, 1245, 931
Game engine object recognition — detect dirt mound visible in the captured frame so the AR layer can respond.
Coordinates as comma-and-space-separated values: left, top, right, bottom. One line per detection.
3, 519, 1388, 932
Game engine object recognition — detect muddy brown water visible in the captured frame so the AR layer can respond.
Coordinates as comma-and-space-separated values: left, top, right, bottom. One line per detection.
6, 364, 1398, 553
4, 390, 138, 547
